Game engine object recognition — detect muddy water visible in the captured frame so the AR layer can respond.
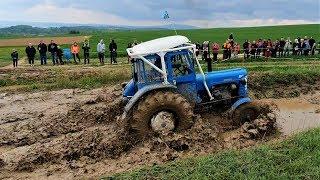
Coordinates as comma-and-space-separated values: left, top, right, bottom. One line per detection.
267, 94, 320, 135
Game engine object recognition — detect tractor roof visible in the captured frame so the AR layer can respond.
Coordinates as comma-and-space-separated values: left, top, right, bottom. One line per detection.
128, 35, 190, 55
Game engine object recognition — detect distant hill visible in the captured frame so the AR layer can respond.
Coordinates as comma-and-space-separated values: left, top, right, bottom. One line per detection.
0, 22, 197, 36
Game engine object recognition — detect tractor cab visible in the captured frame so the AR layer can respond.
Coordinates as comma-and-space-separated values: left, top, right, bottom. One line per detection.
124, 48, 199, 103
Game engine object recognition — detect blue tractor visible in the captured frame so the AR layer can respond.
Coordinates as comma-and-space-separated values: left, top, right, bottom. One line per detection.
122, 36, 259, 136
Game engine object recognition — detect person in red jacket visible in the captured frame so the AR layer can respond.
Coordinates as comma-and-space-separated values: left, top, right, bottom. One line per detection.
211, 42, 220, 62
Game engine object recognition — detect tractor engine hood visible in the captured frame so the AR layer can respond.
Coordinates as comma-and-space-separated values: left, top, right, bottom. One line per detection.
196, 68, 248, 91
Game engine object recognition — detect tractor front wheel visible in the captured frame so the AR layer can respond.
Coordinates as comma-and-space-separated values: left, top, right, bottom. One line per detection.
233, 102, 260, 126
131, 91, 194, 137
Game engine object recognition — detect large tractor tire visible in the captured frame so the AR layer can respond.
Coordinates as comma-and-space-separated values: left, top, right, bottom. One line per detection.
131, 91, 194, 137
233, 102, 260, 126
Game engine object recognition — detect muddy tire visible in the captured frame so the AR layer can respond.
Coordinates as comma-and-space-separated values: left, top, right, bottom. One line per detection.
233, 102, 260, 126
131, 91, 194, 137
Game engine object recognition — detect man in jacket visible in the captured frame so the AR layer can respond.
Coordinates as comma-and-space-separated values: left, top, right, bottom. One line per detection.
109, 39, 118, 64
38, 40, 47, 65
97, 39, 105, 65
309, 37, 316, 55
25, 43, 36, 66
57, 46, 64, 65
243, 40, 250, 60
279, 37, 286, 57
82, 39, 90, 64
48, 40, 58, 65
11, 49, 19, 68
71, 42, 81, 64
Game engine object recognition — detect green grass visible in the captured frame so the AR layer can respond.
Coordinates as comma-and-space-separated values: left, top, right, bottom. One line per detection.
110, 128, 320, 179
1, 58, 320, 93
0, 46, 25, 67
0, 24, 319, 62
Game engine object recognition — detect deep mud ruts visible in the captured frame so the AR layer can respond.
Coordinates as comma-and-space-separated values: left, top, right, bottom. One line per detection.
0, 85, 279, 179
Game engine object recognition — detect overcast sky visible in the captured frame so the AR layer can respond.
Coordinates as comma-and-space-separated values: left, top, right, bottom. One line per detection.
0, 0, 319, 28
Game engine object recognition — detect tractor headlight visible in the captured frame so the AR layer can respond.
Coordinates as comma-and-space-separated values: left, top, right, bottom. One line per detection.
240, 76, 247, 85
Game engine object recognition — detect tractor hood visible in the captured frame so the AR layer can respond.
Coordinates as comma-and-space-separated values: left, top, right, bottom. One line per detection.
196, 68, 248, 91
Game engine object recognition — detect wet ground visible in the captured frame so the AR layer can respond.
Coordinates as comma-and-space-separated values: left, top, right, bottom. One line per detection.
266, 92, 320, 135
0, 86, 318, 179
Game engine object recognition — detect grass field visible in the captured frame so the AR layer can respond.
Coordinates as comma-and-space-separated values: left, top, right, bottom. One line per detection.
88, 24, 320, 56
0, 24, 319, 67
110, 128, 320, 179
1, 57, 320, 94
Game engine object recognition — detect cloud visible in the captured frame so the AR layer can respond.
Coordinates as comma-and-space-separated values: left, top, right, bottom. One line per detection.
182, 18, 318, 28
0, 0, 319, 28
23, 1, 165, 26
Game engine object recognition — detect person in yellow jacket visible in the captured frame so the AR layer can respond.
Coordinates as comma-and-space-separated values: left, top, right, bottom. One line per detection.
71, 42, 81, 63
223, 40, 231, 60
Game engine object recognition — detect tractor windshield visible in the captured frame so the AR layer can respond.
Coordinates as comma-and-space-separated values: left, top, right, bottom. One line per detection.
170, 51, 194, 77
134, 54, 163, 86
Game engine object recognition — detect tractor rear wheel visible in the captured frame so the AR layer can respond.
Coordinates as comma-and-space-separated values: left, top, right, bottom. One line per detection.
131, 91, 194, 137
233, 102, 260, 126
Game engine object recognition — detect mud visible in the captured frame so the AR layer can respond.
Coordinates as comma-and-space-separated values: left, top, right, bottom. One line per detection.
263, 92, 320, 135
0, 86, 278, 179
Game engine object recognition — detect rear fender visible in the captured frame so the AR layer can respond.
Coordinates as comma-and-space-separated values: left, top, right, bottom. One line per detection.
122, 84, 177, 119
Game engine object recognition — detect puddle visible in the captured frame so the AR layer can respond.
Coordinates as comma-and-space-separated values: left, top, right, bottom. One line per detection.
272, 98, 320, 135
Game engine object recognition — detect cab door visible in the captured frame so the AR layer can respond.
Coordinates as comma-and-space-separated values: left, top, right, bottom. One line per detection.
166, 51, 198, 103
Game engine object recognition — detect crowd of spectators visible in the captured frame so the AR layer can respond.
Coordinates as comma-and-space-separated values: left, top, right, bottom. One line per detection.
11, 38, 119, 67
10, 34, 318, 68
195, 34, 318, 62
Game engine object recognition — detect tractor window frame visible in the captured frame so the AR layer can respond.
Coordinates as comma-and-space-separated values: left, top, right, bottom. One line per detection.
169, 51, 194, 78
134, 54, 163, 85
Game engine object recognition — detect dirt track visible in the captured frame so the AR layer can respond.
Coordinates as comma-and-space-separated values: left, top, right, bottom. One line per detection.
0, 84, 282, 179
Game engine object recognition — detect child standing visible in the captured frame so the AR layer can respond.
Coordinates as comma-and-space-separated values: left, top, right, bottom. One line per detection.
11, 49, 18, 67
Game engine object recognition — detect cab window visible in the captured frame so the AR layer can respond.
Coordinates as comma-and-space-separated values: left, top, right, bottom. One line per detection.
171, 53, 193, 77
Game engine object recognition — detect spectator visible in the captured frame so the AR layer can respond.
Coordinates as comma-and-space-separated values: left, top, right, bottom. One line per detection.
71, 42, 81, 64
211, 42, 220, 62
223, 40, 231, 60
202, 41, 209, 61
250, 41, 257, 59
97, 39, 105, 65
25, 43, 36, 66
303, 39, 310, 56
243, 40, 250, 60
234, 43, 240, 58
309, 37, 316, 55
82, 39, 90, 64
229, 33, 234, 47
284, 39, 292, 57
272, 40, 279, 58
109, 39, 118, 64
279, 37, 286, 57
48, 40, 58, 65
292, 39, 299, 55
195, 42, 201, 57
57, 46, 64, 65
265, 44, 272, 60
38, 40, 47, 65
257, 39, 263, 58
11, 49, 18, 68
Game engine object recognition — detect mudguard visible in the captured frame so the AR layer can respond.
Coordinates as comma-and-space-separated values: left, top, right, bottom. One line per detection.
231, 97, 252, 111
122, 84, 177, 119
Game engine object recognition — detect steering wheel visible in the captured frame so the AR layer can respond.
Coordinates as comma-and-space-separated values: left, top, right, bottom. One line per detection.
173, 64, 186, 75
